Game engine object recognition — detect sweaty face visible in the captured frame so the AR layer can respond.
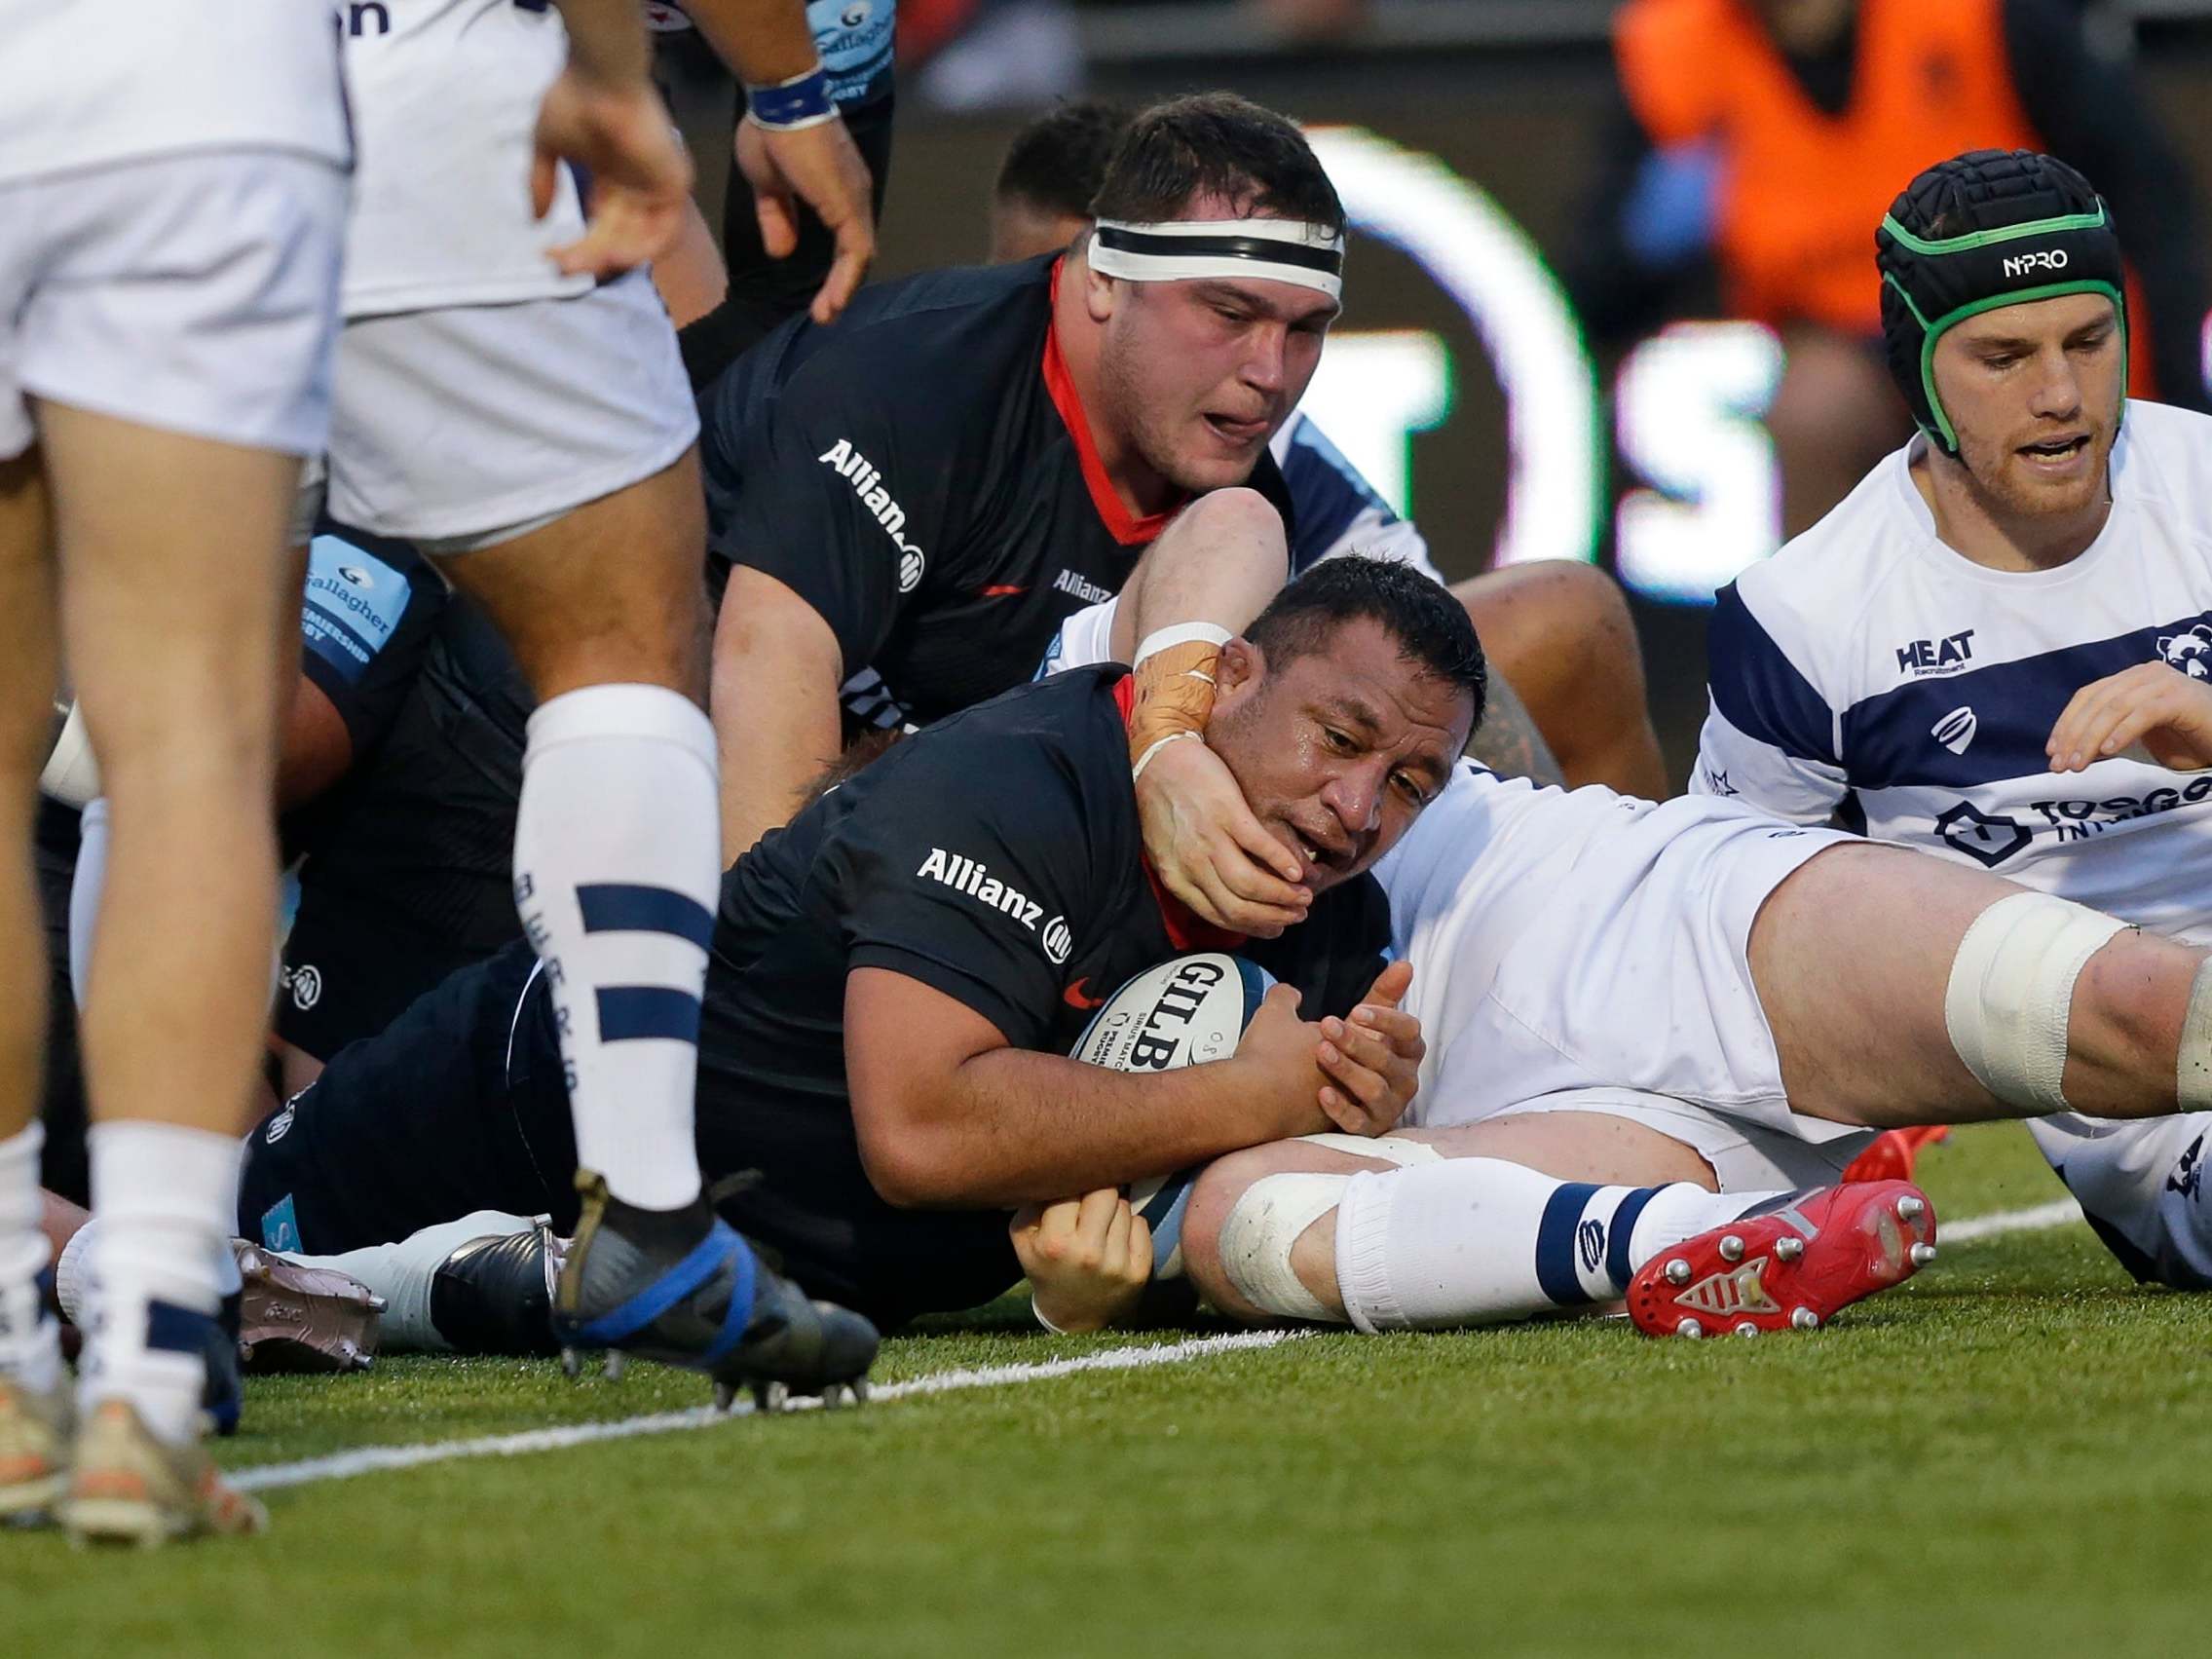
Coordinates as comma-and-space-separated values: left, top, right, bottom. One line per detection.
1090, 207, 1337, 495
1205, 618, 1473, 894
1931, 291, 2124, 524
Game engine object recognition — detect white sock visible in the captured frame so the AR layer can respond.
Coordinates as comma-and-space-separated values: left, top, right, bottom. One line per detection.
295, 1210, 537, 1352
1333, 1157, 1782, 1332
2030, 1112, 2212, 1288
68, 795, 109, 1011
0, 1121, 60, 1394
79, 1121, 239, 1445
514, 685, 718, 1212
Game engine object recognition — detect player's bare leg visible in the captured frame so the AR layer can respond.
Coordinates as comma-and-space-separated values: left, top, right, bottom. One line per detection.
1177, 1112, 1931, 1337
1747, 843, 2204, 1126
0, 447, 69, 1520
1454, 561, 1668, 798
435, 451, 877, 1400
39, 404, 296, 1541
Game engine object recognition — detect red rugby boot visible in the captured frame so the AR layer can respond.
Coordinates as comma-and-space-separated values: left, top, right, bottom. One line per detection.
1843, 1125, 1951, 1185
1627, 1181, 1936, 1339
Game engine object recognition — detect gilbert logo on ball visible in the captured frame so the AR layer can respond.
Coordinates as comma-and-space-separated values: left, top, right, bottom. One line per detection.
1069, 953, 1275, 1278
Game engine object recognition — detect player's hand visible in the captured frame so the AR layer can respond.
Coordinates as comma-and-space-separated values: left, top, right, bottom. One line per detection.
1230, 982, 1352, 1139
533, 68, 694, 278
1011, 1188, 1151, 1333
733, 111, 877, 324
1312, 960, 1422, 1136
1135, 736, 1310, 938
2047, 662, 2212, 773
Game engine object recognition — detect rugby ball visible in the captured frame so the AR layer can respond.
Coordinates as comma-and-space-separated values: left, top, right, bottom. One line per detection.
1069, 953, 1276, 1278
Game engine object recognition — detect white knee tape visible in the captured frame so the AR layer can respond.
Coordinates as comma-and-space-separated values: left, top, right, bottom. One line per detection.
1293, 1133, 1444, 1169
2178, 957, 2212, 1112
1218, 1172, 1348, 1323
1944, 891, 2125, 1113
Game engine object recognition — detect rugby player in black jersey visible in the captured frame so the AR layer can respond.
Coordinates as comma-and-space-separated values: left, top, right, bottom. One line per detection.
235, 558, 1481, 1333
701, 94, 1351, 933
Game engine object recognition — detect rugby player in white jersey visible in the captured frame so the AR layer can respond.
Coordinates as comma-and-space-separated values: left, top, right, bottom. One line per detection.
1695, 149, 2212, 1292
1003, 488, 2212, 1340
325, 0, 876, 1401
0, 0, 349, 1539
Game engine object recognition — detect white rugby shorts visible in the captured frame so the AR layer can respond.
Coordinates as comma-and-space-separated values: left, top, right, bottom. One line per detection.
324, 267, 697, 547
0, 150, 345, 461
1481, 1088, 1870, 1193
1399, 789, 1867, 1156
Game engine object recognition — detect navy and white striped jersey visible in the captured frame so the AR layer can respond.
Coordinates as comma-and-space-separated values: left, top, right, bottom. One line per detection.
1274, 412, 1443, 583
1694, 400, 2212, 937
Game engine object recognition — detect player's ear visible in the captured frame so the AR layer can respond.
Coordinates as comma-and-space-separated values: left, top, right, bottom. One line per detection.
1081, 239, 1121, 323
1214, 636, 1263, 703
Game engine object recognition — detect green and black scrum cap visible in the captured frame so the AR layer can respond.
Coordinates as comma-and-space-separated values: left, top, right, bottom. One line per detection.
1876, 149, 2127, 456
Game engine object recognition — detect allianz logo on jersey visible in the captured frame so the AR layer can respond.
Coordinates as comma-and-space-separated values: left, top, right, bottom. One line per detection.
916, 848, 1072, 961
1053, 569, 1114, 606
819, 439, 925, 591
1895, 628, 1975, 676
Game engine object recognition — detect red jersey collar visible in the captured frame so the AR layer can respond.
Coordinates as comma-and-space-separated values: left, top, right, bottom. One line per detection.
1042, 257, 1183, 547
1111, 674, 1247, 955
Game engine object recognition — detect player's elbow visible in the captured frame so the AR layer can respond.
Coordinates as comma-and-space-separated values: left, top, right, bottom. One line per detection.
713, 566, 844, 684
853, 1118, 973, 1209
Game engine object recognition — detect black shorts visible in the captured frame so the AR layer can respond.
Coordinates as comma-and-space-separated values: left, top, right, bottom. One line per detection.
240, 939, 1017, 1328
241, 943, 575, 1254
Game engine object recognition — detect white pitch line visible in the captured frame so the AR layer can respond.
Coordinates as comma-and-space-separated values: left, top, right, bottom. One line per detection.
230, 1329, 1301, 1494
1942, 1196, 2084, 1244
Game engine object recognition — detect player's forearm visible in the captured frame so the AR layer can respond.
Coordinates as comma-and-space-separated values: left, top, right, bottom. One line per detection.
860, 1050, 1305, 1210
550, 0, 653, 85
710, 571, 845, 860
681, 0, 821, 88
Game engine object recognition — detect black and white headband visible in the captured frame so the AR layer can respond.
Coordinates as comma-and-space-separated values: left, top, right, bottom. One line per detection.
1090, 218, 1345, 300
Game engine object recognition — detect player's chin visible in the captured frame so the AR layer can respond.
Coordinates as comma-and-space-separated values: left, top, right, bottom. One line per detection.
1169, 425, 1268, 489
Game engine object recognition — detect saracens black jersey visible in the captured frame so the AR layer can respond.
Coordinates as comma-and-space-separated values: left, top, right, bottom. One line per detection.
691, 665, 1389, 1323
698, 254, 1296, 729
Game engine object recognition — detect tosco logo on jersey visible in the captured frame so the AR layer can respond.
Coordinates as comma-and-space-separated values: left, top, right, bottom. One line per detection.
918, 848, 1069, 955
819, 439, 924, 589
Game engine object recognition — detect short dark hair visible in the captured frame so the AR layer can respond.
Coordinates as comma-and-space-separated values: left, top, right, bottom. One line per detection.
996, 100, 1132, 221
1089, 92, 1343, 235
1245, 557, 1486, 729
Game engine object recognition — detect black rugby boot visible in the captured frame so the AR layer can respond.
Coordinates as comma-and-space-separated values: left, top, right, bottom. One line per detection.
550, 1173, 879, 1411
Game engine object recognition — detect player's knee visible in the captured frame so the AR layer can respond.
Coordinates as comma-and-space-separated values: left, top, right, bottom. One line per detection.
1943, 890, 2128, 1112
1182, 1148, 1346, 1325
1457, 561, 1650, 733
2077, 934, 2204, 1100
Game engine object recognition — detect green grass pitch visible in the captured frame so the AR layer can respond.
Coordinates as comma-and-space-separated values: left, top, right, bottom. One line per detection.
8, 1123, 2207, 1656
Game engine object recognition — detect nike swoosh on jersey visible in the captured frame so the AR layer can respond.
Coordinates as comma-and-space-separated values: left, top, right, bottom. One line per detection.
1063, 978, 1105, 1010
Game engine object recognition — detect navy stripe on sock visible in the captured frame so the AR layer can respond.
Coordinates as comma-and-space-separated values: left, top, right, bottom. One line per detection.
596, 986, 702, 1043
578, 884, 715, 950
1534, 1182, 1601, 1306
1606, 1187, 1660, 1291
144, 1299, 215, 1357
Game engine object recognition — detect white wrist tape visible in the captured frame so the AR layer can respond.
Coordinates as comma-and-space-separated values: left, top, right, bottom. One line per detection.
40, 699, 100, 807
1943, 890, 2125, 1112
1217, 1171, 1348, 1323
1029, 1293, 1069, 1336
1131, 730, 1201, 780
1134, 622, 1231, 667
